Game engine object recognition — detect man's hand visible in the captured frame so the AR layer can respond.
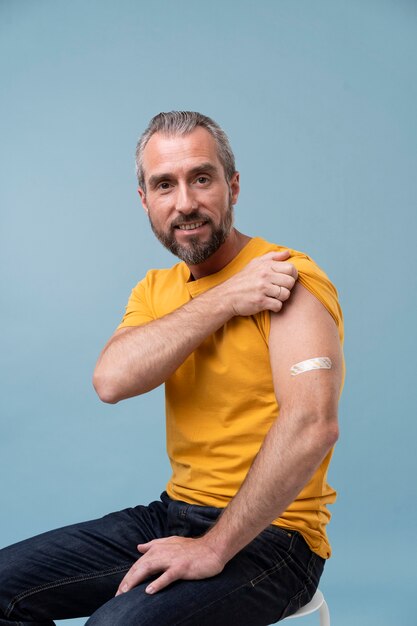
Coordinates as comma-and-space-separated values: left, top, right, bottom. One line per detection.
115, 536, 224, 596
219, 250, 298, 317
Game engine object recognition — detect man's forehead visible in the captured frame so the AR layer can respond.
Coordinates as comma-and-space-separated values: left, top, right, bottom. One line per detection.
142, 127, 222, 177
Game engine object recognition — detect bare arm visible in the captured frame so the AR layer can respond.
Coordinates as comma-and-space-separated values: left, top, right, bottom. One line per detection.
116, 281, 343, 595
202, 282, 343, 561
93, 251, 297, 403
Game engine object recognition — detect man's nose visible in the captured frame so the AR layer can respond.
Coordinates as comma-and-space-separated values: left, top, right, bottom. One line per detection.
175, 183, 197, 214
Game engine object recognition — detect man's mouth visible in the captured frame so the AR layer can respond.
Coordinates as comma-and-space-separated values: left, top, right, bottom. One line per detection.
175, 221, 206, 231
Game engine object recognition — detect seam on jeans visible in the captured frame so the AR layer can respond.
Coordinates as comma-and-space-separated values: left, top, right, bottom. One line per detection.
285, 583, 308, 614
306, 551, 316, 577
248, 532, 304, 587
249, 553, 291, 587
174, 552, 293, 626
176, 532, 312, 625
5, 563, 130, 618
282, 551, 320, 616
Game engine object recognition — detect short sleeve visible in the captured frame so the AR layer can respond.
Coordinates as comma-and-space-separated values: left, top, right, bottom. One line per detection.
117, 277, 155, 329
290, 252, 344, 343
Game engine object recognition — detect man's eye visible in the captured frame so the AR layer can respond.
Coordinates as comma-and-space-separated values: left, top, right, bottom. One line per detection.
196, 176, 209, 184
159, 182, 171, 190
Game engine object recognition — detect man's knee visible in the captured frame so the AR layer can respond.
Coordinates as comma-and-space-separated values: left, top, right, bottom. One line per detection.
85, 589, 172, 626
85, 594, 143, 626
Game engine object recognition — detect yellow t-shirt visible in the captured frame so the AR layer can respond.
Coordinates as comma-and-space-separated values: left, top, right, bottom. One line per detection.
118, 237, 344, 559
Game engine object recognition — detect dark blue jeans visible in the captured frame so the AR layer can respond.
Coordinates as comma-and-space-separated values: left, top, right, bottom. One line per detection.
0, 493, 324, 625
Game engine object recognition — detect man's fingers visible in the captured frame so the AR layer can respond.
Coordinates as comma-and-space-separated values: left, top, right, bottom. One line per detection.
115, 541, 157, 594
116, 557, 161, 596
270, 272, 296, 290
269, 249, 291, 261
267, 285, 291, 302
145, 569, 177, 595
264, 297, 283, 313
137, 541, 153, 553
116, 570, 141, 596
271, 262, 298, 281
138, 537, 174, 553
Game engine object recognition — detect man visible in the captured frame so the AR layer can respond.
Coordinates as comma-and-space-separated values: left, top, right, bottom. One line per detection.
0, 111, 344, 625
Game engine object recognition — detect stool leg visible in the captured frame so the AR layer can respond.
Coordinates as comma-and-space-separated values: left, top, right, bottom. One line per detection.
319, 598, 330, 626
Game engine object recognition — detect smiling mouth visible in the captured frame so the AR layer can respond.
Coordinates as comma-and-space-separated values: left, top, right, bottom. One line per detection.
175, 221, 207, 231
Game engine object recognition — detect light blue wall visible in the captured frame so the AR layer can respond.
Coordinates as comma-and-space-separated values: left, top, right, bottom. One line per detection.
1, 1, 416, 624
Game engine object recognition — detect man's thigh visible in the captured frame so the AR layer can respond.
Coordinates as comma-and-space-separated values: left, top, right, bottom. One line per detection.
85, 528, 325, 626
0, 498, 168, 625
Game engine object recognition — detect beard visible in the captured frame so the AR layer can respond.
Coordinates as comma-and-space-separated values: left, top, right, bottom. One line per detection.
148, 201, 234, 265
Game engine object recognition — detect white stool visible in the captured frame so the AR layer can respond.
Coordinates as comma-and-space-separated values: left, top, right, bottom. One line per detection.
281, 589, 330, 624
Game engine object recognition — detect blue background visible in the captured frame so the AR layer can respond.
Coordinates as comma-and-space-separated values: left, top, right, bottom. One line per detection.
1, 1, 416, 624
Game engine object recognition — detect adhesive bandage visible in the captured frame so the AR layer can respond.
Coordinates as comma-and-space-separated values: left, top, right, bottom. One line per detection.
290, 357, 332, 377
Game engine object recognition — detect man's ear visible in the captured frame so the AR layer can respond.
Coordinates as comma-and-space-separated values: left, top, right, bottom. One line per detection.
230, 172, 240, 205
138, 187, 149, 214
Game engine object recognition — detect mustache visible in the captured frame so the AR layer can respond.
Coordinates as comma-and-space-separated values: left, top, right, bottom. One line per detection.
170, 211, 212, 229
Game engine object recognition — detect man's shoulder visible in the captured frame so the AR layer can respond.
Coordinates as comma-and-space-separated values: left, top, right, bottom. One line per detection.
117, 262, 189, 329
250, 237, 318, 267
250, 237, 343, 338
254, 238, 334, 284
134, 261, 191, 317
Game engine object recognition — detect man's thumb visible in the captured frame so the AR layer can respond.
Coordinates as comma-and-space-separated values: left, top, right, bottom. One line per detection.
272, 249, 291, 260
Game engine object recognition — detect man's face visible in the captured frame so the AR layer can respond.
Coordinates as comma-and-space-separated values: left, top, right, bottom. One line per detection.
138, 127, 240, 265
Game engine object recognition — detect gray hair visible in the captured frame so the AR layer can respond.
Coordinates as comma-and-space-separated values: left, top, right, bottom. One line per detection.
135, 111, 236, 190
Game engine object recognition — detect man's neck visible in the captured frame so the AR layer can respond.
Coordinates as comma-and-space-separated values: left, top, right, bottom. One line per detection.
187, 229, 252, 280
